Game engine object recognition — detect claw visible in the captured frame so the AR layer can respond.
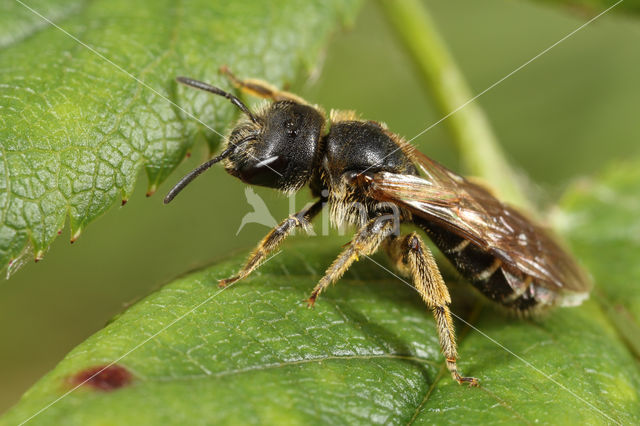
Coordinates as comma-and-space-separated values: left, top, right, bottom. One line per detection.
306, 294, 317, 308
218, 276, 239, 288
455, 373, 479, 387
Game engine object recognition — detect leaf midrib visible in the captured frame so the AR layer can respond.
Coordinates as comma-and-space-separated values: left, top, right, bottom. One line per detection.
124, 353, 439, 383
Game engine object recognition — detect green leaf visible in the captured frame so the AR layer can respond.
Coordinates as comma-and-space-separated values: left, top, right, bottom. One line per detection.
2, 229, 639, 424
0, 0, 361, 273
530, 0, 640, 16
557, 161, 640, 357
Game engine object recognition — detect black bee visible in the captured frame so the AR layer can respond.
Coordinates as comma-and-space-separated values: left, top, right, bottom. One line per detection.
165, 67, 592, 385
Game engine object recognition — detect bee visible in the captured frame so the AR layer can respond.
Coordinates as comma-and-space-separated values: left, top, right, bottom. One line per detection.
165, 67, 592, 385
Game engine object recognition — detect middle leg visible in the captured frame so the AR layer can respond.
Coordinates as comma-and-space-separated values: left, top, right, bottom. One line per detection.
307, 215, 396, 306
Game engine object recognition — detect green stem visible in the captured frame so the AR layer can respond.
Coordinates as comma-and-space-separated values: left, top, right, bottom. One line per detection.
378, 0, 530, 209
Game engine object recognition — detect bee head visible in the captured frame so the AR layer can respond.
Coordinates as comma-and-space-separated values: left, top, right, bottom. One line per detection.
164, 78, 324, 204
224, 100, 324, 192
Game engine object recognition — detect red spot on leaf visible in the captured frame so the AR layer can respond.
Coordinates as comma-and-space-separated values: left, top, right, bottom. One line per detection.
70, 364, 133, 391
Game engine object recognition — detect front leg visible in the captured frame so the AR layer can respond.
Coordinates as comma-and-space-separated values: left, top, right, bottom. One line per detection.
307, 215, 396, 305
220, 65, 307, 104
219, 198, 325, 287
386, 232, 478, 386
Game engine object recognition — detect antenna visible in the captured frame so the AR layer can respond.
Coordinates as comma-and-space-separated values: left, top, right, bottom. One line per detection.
176, 76, 258, 123
163, 133, 257, 204
163, 146, 233, 204
165, 77, 259, 204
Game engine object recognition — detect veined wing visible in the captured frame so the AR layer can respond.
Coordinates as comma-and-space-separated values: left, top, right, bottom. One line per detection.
363, 152, 590, 293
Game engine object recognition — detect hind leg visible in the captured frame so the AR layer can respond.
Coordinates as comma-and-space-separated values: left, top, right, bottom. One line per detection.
385, 233, 478, 386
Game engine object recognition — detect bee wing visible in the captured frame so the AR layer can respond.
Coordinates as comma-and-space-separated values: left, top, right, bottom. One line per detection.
364, 152, 591, 293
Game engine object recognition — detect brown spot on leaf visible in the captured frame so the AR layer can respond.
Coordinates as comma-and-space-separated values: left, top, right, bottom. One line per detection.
70, 364, 133, 391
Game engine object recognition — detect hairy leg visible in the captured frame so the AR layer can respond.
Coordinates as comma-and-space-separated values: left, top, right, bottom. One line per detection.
220, 65, 307, 104
307, 216, 396, 306
219, 199, 325, 287
385, 232, 478, 386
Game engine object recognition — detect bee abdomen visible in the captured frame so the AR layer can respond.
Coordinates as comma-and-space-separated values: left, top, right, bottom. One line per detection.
416, 219, 542, 311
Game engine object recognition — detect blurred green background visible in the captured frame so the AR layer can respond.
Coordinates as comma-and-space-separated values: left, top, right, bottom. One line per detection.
1, 0, 639, 413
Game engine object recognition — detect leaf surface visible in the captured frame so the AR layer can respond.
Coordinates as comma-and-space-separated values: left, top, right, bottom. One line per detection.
558, 162, 640, 358
0, 0, 361, 272
531, 0, 640, 16
2, 205, 639, 425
